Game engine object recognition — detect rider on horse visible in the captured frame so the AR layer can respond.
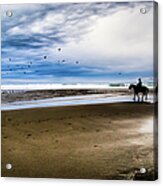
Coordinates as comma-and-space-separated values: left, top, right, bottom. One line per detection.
129, 78, 149, 102
137, 78, 142, 91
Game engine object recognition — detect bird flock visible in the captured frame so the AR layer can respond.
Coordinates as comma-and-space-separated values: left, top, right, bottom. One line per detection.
3, 48, 81, 76
3, 47, 123, 76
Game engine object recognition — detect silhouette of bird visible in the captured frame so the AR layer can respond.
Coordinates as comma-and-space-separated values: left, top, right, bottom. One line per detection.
9, 58, 11, 61
62, 60, 66, 63
75, 61, 79, 64
43, 56, 47, 59
118, 72, 122, 75
58, 48, 61, 51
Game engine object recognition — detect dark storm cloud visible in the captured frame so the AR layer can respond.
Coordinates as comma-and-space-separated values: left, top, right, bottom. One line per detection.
2, 1, 153, 52
2, 2, 144, 50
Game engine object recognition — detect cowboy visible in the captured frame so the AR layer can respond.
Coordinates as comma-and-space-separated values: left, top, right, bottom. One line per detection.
137, 78, 142, 90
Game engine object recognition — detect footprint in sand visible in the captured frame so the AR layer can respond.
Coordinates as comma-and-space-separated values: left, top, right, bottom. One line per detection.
45, 130, 49, 132
27, 134, 32, 137
68, 122, 72, 126
96, 129, 100, 132
7, 118, 12, 122
94, 145, 98, 148
3, 136, 8, 139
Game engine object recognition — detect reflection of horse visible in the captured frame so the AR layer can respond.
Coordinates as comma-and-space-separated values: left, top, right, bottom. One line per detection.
129, 84, 149, 102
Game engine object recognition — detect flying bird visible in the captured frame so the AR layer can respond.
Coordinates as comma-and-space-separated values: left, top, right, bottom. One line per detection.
58, 48, 61, 51
9, 58, 11, 61
43, 56, 47, 59
75, 61, 79, 64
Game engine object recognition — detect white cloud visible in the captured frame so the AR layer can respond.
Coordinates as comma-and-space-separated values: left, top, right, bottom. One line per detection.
61, 4, 153, 72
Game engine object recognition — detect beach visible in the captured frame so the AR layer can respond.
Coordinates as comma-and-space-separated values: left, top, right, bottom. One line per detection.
1, 0, 158, 181
1, 102, 157, 180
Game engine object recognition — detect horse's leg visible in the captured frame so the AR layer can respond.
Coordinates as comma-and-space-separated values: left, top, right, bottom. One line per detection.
137, 94, 140, 102
145, 92, 148, 100
133, 93, 136, 101
142, 93, 144, 102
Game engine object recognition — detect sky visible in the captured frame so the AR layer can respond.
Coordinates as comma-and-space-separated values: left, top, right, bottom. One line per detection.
1, 2, 154, 85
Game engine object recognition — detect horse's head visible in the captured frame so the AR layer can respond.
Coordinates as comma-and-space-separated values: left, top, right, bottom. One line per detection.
129, 84, 136, 90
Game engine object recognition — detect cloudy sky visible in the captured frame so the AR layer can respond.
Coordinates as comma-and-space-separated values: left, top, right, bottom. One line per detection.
1, 2, 154, 85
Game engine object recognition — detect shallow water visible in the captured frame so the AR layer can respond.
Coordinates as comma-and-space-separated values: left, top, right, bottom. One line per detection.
1, 94, 154, 111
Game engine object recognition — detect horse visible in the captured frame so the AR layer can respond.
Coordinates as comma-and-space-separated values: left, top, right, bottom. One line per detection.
128, 84, 149, 102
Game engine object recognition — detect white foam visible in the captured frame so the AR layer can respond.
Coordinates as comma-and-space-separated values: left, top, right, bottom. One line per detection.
1, 83, 128, 90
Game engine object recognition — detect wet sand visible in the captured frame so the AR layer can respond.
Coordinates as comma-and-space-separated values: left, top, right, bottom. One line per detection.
1, 88, 129, 103
1, 102, 157, 180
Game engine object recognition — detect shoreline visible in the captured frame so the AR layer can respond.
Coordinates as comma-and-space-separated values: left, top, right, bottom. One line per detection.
1, 88, 154, 111
1, 97, 154, 111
